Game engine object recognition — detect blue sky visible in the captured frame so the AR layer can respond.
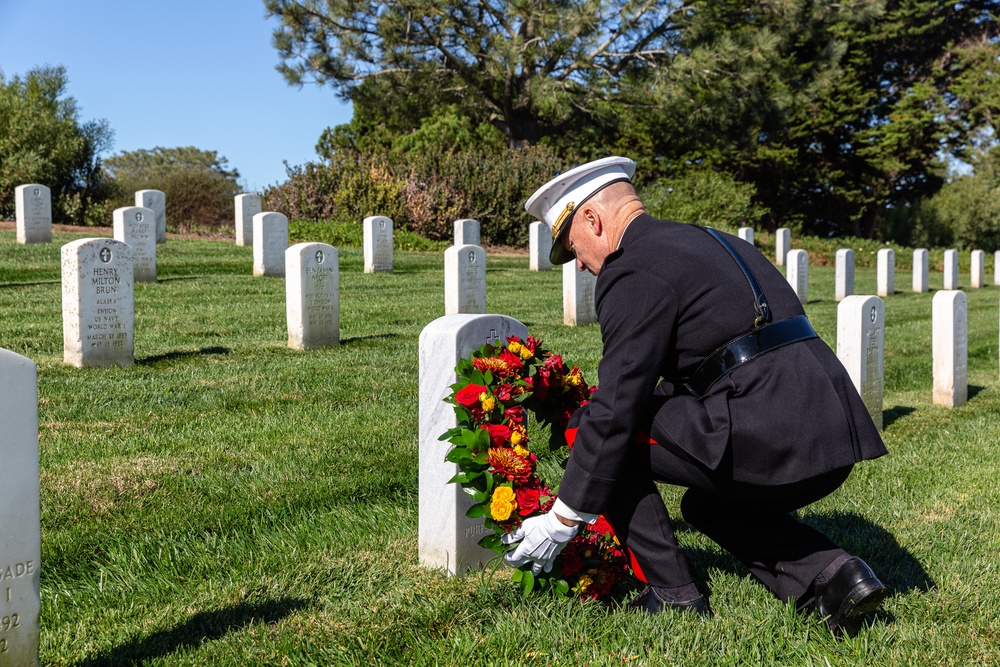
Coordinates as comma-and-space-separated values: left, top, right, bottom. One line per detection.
0, 0, 354, 192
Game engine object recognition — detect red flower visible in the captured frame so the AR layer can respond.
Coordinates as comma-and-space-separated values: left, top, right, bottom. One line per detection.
495, 383, 514, 402
560, 548, 583, 576
515, 485, 541, 516
455, 383, 487, 408
504, 405, 525, 424
498, 349, 523, 375
482, 423, 512, 447
591, 515, 616, 538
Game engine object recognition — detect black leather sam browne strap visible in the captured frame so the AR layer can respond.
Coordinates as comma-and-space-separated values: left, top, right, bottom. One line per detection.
682, 227, 818, 397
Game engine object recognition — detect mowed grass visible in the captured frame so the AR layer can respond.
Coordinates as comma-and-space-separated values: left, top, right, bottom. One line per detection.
1, 229, 999, 666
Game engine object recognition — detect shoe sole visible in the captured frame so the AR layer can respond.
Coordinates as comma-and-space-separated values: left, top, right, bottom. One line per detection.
829, 579, 887, 635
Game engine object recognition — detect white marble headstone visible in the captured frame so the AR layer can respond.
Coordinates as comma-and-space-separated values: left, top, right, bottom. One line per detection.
14, 184, 52, 245
913, 249, 929, 293
113, 206, 156, 283
563, 262, 597, 326
0, 348, 41, 666
135, 189, 166, 244
775, 228, 791, 266
995, 251, 1000, 287
444, 244, 486, 315
877, 248, 895, 297
970, 250, 985, 288
835, 249, 854, 302
363, 216, 394, 273
837, 295, 884, 430
738, 227, 754, 246
454, 219, 480, 247
786, 249, 808, 303
943, 249, 959, 290
418, 314, 528, 574
61, 238, 134, 368
252, 212, 289, 277
529, 221, 552, 272
286, 242, 339, 350
234, 193, 261, 247
933, 290, 967, 408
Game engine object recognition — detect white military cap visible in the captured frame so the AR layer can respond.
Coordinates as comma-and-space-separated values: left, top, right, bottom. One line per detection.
524, 156, 637, 265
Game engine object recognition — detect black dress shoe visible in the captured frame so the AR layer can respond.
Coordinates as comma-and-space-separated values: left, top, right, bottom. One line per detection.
628, 586, 710, 616
810, 557, 887, 636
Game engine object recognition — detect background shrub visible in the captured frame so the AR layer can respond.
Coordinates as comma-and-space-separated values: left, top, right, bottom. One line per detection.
263, 146, 565, 247
639, 169, 768, 234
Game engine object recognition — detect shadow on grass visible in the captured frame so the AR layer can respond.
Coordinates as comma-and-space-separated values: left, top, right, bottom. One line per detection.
0, 280, 60, 288
73, 597, 311, 666
883, 405, 916, 429
968, 384, 985, 401
341, 333, 399, 345
138, 346, 231, 365
674, 511, 933, 602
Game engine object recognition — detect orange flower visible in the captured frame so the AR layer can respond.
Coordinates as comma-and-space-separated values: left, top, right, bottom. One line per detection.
488, 447, 534, 483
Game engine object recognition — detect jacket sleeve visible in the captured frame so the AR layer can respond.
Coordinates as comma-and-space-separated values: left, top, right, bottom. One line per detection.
556, 264, 679, 514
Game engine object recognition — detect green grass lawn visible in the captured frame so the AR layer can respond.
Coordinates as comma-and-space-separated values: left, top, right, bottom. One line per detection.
1, 229, 999, 666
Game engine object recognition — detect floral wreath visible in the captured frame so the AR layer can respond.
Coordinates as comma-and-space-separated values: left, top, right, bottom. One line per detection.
440, 335, 630, 599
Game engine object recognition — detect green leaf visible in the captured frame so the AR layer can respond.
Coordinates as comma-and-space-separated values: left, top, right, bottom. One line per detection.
511, 569, 523, 583
478, 534, 502, 551
520, 569, 535, 596
554, 578, 570, 596
465, 503, 488, 518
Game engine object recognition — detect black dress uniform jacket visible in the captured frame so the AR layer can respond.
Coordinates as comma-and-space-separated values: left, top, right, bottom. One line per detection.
558, 215, 887, 516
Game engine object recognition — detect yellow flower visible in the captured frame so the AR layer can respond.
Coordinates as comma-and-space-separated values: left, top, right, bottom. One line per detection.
480, 392, 495, 412
574, 574, 594, 595
518, 346, 533, 360
490, 486, 517, 521
508, 341, 522, 355
513, 444, 530, 458
565, 370, 583, 387
510, 424, 527, 446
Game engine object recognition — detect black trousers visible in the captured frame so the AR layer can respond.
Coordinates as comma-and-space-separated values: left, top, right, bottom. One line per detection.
603, 439, 853, 604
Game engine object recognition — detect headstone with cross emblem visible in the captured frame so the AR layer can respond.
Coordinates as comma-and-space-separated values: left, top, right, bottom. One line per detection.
135, 190, 166, 244
234, 194, 262, 247
252, 212, 289, 277
363, 216, 393, 273
61, 238, 134, 368
286, 242, 339, 350
113, 206, 157, 282
418, 314, 528, 574
933, 290, 967, 408
444, 245, 486, 315
0, 347, 41, 666
14, 184, 52, 245
837, 295, 885, 430
562, 262, 597, 326
529, 221, 552, 271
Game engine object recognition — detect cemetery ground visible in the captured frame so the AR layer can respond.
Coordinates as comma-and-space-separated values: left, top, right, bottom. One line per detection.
1, 228, 999, 666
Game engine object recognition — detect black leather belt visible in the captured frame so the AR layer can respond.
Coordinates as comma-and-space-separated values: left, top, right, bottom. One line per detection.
683, 315, 818, 397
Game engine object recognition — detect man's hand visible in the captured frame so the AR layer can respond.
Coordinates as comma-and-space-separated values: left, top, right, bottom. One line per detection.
502, 509, 579, 575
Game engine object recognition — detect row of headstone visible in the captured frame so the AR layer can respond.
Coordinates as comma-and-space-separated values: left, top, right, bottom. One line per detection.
805, 246, 1000, 304
13, 185, 164, 246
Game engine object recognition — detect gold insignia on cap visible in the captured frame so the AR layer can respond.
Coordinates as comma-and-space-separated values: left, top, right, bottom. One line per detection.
551, 201, 575, 240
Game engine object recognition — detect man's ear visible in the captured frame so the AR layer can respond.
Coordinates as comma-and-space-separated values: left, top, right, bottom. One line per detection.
580, 204, 602, 236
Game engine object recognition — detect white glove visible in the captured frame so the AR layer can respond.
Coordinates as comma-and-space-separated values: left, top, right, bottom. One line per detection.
502, 509, 579, 575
